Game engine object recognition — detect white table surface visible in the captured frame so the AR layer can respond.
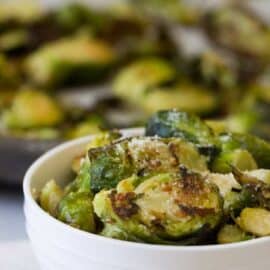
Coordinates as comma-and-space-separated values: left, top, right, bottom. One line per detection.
0, 188, 39, 270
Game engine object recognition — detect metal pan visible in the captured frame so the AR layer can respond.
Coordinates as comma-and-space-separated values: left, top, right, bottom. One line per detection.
0, 135, 61, 185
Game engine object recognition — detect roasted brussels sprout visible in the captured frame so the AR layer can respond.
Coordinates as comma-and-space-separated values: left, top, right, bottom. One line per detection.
231, 167, 270, 210
39, 180, 64, 217
89, 136, 207, 193
145, 110, 215, 146
204, 6, 270, 59
25, 36, 116, 87
217, 133, 270, 169
38, 109, 270, 245
94, 169, 223, 243
212, 149, 258, 174
217, 224, 253, 244
2, 89, 64, 129
237, 208, 270, 237
58, 191, 96, 233
113, 58, 176, 104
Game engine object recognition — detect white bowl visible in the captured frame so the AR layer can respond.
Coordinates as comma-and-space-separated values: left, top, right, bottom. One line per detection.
24, 128, 270, 270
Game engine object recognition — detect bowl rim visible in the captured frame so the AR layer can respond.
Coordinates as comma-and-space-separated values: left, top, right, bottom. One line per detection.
23, 128, 270, 252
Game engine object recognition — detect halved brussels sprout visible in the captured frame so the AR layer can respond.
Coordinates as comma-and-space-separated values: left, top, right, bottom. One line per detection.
94, 169, 223, 243
145, 110, 215, 145
58, 191, 96, 233
2, 89, 64, 129
217, 224, 253, 244
237, 208, 270, 237
231, 167, 270, 210
205, 6, 270, 59
218, 133, 270, 169
25, 36, 116, 87
141, 82, 217, 115
113, 58, 176, 104
89, 136, 208, 193
39, 180, 64, 217
212, 149, 258, 174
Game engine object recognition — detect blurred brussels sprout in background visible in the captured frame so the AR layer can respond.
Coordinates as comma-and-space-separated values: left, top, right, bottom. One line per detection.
25, 36, 116, 87
141, 81, 217, 116
0, 54, 20, 87
0, 0, 41, 26
188, 50, 237, 90
204, 6, 270, 60
113, 58, 176, 105
1, 89, 64, 129
130, 0, 201, 25
66, 115, 103, 139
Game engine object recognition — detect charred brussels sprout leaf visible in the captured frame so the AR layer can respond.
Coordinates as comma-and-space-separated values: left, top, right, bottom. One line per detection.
89, 144, 133, 194
94, 169, 223, 243
58, 191, 95, 232
232, 167, 270, 210
89, 137, 207, 193
145, 110, 215, 145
